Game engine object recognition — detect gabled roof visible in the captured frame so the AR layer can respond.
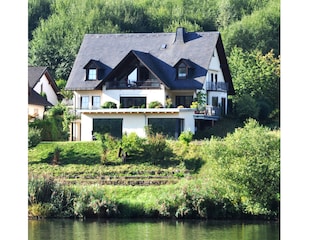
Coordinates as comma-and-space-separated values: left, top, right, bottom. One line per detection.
66, 28, 234, 93
28, 87, 53, 107
28, 66, 59, 93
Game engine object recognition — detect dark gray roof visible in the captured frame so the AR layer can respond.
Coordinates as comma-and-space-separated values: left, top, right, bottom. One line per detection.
28, 66, 59, 92
28, 87, 53, 106
66, 28, 234, 93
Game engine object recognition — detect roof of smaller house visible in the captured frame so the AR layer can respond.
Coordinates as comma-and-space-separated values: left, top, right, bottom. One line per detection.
28, 87, 53, 106
28, 66, 59, 92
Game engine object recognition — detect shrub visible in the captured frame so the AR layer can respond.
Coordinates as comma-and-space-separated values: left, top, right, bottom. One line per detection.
145, 133, 168, 163
178, 131, 193, 145
148, 101, 163, 108
101, 101, 117, 109
28, 126, 42, 148
28, 175, 56, 204
120, 132, 145, 161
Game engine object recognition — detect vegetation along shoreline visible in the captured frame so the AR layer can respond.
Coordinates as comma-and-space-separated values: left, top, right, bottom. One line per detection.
28, 119, 280, 221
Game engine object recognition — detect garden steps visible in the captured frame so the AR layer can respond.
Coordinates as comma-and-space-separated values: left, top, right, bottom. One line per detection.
56, 175, 185, 186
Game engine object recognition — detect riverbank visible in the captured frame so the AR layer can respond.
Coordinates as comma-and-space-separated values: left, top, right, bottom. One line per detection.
28, 119, 280, 220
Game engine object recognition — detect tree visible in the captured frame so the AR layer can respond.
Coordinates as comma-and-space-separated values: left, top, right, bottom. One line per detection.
228, 47, 280, 123
28, 0, 120, 80
221, 0, 280, 56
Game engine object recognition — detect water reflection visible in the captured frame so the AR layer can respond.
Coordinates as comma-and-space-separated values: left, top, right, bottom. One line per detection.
28, 218, 279, 240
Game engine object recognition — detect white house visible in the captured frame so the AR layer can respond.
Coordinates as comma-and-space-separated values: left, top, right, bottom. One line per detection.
66, 27, 235, 141
28, 66, 60, 120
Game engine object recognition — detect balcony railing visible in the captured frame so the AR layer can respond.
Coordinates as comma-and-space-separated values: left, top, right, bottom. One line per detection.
106, 80, 160, 89
206, 82, 229, 91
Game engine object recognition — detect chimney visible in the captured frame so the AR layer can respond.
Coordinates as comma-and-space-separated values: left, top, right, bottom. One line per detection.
174, 27, 186, 44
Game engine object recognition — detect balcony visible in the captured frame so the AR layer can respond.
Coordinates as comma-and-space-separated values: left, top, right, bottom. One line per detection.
105, 80, 161, 89
206, 82, 229, 91
193, 105, 221, 120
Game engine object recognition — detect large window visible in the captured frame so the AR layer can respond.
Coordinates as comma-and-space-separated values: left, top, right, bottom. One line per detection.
93, 118, 123, 138
80, 96, 89, 109
148, 118, 184, 139
176, 96, 193, 108
120, 97, 146, 108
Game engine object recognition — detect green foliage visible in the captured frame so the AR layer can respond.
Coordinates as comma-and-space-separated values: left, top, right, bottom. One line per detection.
221, 0, 280, 56
101, 101, 117, 109
145, 133, 169, 163
148, 101, 163, 108
178, 131, 193, 145
28, 121, 280, 219
29, 0, 280, 80
28, 0, 53, 40
29, 103, 75, 141
233, 94, 259, 121
200, 119, 280, 216
94, 133, 120, 164
28, 175, 56, 204
228, 47, 280, 123
120, 132, 145, 159
28, 126, 42, 148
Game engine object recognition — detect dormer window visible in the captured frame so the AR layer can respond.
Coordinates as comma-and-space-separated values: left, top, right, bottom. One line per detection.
175, 58, 195, 80
84, 59, 105, 81
88, 69, 97, 80
178, 63, 187, 79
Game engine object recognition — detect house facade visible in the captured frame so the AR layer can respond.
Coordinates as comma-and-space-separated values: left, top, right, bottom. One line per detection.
28, 66, 60, 120
66, 27, 235, 141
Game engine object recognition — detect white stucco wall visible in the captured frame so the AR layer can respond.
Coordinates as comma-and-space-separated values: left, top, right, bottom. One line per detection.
80, 109, 195, 141
102, 85, 166, 107
28, 104, 45, 120
33, 74, 58, 105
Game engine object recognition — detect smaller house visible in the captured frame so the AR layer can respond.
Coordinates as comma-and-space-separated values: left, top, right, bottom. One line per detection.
28, 66, 60, 120
28, 86, 52, 120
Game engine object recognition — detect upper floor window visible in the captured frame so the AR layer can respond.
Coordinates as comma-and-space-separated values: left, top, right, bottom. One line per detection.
178, 63, 187, 79
88, 69, 97, 80
92, 96, 101, 109
81, 96, 89, 109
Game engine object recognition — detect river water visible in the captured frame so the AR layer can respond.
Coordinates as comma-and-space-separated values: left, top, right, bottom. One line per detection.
28, 218, 279, 240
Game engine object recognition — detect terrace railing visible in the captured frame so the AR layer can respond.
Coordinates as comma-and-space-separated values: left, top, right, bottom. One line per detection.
206, 82, 229, 91
106, 80, 160, 89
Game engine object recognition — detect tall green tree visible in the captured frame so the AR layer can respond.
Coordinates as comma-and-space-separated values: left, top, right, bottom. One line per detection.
228, 47, 280, 122
28, 0, 120, 80
28, 0, 53, 40
221, 0, 280, 56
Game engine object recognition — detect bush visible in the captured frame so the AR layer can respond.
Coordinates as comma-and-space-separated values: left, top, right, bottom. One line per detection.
121, 132, 145, 160
178, 131, 193, 145
148, 101, 163, 108
101, 101, 117, 109
28, 126, 42, 148
145, 133, 168, 163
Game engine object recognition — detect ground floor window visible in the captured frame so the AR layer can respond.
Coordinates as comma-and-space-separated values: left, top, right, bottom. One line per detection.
93, 118, 123, 139
148, 118, 184, 139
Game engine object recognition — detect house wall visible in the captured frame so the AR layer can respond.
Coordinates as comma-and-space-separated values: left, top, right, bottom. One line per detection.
73, 90, 102, 109
80, 110, 195, 141
28, 104, 45, 120
205, 50, 228, 113
102, 85, 166, 107
33, 74, 58, 105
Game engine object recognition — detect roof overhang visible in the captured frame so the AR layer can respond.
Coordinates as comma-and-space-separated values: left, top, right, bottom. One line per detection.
79, 108, 195, 115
